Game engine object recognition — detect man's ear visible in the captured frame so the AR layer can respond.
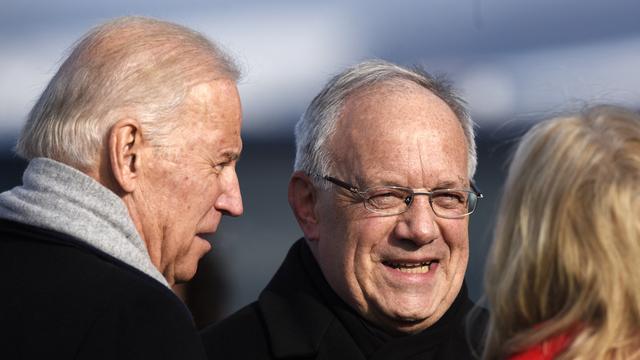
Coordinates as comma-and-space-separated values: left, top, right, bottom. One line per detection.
108, 118, 143, 193
288, 171, 320, 241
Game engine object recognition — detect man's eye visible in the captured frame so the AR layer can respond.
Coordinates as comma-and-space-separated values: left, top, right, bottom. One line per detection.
432, 192, 466, 208
213, 162, 229, 172
366, 190, 405, 208
444, 192, 465, 201
375, 192, 395, 197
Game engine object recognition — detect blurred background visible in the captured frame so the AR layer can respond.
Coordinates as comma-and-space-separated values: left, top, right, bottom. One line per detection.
2, 0, 639, 328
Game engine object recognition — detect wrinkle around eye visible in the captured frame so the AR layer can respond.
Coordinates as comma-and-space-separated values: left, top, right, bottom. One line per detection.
211, 153, 239, 174
210, 160, 231, 175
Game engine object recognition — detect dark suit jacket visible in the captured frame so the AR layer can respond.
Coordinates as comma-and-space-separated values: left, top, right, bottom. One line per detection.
201, 239, 487, 360
0, 219, 206, 359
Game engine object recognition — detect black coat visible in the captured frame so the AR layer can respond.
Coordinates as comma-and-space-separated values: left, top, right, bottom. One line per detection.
0, 219, 207, 360
201, 239, 487, 360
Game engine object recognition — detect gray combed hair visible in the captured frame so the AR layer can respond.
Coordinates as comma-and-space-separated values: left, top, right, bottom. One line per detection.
16, 16, 240, 171
293, 59, 476, 188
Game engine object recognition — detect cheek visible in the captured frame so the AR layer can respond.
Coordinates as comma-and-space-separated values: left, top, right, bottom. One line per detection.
439, 221, 469, 272
350, 216, 397, 248
328, 211, 390, 255
153, 166, 198, 201
442, 222, 469, 251
349, 217, 397, 276
162, 176, 215, 235
317, 208, 360, 284
177, 172, 217, 205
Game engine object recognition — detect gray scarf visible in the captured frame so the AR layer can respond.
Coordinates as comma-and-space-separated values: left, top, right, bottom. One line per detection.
0, 157, 169, 288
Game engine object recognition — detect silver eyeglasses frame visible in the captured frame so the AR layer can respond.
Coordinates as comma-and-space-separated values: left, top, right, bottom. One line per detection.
321, 175, 483, 219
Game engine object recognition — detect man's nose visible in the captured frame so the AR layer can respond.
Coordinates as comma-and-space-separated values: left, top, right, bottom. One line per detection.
394, 194, 439, 246
216, 170, 243, 217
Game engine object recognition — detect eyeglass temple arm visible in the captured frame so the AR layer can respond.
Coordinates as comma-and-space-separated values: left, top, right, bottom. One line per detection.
471, 181, 484, 199
323, 176, 361, 194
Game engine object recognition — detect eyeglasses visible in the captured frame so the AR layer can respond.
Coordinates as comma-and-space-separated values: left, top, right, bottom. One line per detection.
322, 175, 483, 219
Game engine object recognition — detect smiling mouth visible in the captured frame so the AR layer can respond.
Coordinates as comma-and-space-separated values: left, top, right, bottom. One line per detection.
382, 261, 435, 274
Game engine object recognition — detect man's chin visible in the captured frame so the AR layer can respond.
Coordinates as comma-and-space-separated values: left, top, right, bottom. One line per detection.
173, 263, 200, 284
367, 305, 443, 335
390, 317, 433, 335
173, 238, 213, 283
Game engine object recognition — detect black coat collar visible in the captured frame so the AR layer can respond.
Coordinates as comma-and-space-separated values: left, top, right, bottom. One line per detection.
257, 239, 486, 359
258, 239, 336, 358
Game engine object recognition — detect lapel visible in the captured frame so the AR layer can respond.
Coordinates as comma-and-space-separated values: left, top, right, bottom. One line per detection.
255, 239, 487, 360
257, 239, 365, 360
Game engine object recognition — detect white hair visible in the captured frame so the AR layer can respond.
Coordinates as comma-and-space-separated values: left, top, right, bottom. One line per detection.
293, 60, 476, 187
16, 16, 240, 171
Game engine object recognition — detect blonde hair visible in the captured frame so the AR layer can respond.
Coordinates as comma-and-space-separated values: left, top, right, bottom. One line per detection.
483, 105, 640, 359
16, 16, 239, 171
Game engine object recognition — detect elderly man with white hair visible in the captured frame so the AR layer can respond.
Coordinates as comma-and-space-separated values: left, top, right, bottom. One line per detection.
0, 17, 243, 359
202, 60, 488, 359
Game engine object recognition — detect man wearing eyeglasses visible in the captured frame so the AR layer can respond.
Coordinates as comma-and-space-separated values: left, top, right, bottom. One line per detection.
202, 60, 487, 359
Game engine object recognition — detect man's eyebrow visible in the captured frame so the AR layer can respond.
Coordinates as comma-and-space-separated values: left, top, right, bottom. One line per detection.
220, 151, 240, 162
433, 180, 467, 189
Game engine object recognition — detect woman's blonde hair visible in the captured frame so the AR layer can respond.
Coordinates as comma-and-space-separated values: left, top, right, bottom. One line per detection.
483, 105, 640, 359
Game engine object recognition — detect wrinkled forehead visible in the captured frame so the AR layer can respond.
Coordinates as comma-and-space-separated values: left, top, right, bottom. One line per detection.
329, 84, 468, 186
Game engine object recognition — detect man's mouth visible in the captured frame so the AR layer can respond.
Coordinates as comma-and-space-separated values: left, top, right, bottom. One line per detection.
382, 260, 436, 274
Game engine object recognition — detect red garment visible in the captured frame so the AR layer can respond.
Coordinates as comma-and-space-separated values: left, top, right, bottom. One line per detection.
508, 332, 573, 360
